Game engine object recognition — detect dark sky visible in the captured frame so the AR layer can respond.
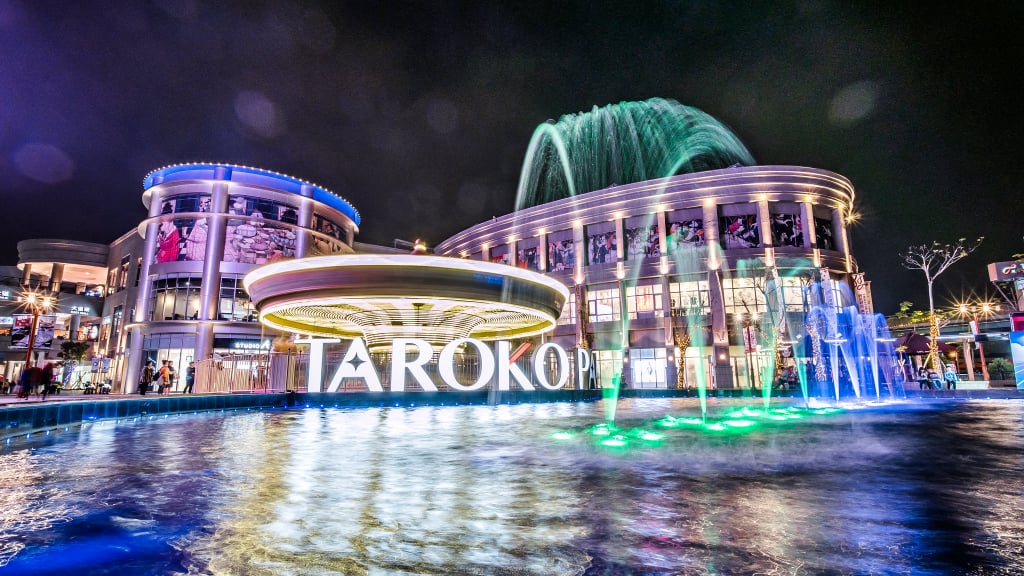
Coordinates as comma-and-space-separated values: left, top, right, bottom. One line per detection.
1, 0, 1021, 314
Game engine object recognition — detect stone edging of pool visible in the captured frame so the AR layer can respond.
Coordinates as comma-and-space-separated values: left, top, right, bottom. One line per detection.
2, 388, 1023, 440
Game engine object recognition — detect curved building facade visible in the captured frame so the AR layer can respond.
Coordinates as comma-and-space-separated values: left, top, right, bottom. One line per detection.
123, 163, 362, 387
435, 165, 859, 390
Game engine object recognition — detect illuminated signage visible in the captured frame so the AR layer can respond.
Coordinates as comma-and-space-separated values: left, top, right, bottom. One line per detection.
213, 338, 272, 351
0, 290, 11, 301
0, 316, 12, 326
70, 305, 91, 315
989, 260, 1024, 282
298, 337, 591, 392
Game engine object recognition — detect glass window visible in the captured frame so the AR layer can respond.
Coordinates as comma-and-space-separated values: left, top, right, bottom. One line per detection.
557, 292, 577, 326
815, 217, 836, 250
668, 280, 711, 317
595, 349, 624, 389
629, 348, 667, 388
218, 276, 255, 322
546, 231, 575, 272
624, 224, 660, 260
722, 277, 767, 317
516, 243, 541, 270
150, 274, 202, 321
770, 213, 803, 247
720, 214, 760, 249
586, 230, 617, 265
667, 218, 705, 253
625, 284, 663, 320
588, 286, 621, 323
116, 255, 130, 291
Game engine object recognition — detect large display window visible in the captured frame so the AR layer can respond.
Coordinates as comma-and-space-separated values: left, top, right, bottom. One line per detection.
587, 286, 621, 322
667, 211, 705, 253
625, 284, 663, 320
150, 274, 202, 321
624, 218, 659, 260
547, 230, 575, 272
586, 223, 617, 265
630, 348, 667, 388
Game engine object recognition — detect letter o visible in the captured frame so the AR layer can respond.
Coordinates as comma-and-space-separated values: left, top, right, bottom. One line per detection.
439, 338, 494, 391
533, 342, 570, 390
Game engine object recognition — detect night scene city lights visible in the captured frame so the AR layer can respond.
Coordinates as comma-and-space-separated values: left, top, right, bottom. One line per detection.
2, 2, 1024, 575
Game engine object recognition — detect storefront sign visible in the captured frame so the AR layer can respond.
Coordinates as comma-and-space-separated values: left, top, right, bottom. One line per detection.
213, 338, 272, 351
297, 337, 589, 392
70, 305, 91, 315
0, 289, 11, 301
988, 260, 1024, 282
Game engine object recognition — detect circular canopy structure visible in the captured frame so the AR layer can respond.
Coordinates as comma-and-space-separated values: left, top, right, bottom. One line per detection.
244, 255, 569, 350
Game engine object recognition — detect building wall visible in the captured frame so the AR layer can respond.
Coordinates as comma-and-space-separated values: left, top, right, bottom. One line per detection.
435, 165, 858, 389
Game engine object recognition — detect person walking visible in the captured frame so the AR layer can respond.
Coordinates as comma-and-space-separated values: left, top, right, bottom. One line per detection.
139, 360, 155, 395
40, 362, 54, 400
155, 360, 169, 394
183, 361, 195, 394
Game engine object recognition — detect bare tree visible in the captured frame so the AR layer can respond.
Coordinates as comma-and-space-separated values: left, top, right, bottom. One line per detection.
900, 237, 983, 371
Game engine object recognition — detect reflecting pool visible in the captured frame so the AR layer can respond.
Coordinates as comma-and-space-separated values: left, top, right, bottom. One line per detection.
2, 398, 1024, 575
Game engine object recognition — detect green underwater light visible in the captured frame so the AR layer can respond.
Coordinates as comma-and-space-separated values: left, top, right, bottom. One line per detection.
600, 435, 628, 448
551, 431, 574, 441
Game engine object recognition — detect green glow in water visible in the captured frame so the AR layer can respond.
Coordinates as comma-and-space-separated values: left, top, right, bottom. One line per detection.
705, 423, 727, 432
723, 419, 757, 428
600, 436, 628, 448
551, 431, 574, 441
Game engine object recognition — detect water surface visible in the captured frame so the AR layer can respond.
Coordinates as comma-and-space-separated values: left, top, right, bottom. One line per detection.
2, 398, 1023, 575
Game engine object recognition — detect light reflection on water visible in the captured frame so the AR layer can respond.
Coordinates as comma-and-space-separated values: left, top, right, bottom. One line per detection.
1, 399, 1023, 575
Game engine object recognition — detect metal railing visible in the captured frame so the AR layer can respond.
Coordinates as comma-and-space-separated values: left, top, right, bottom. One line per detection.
195, 352, 306, 393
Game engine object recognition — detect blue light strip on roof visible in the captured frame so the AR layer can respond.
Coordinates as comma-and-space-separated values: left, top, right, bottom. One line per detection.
143, 163, 360, 226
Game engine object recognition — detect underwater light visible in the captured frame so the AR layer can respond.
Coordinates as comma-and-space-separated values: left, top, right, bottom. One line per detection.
705, 423, 727, 431
600, 436, 628, 448
552, 431, 573, 441
724, 419, 756, 428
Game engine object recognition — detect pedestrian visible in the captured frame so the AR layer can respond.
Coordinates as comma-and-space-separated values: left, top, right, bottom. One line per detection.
927, 366, 943, 390
139, 360, 155, 395
916, 366, 929, 390
155, 360, 169, 394
40, 362, 54, 399
944, 364, 958, 390
183, 361, 195, 394
165, 360, 176, 394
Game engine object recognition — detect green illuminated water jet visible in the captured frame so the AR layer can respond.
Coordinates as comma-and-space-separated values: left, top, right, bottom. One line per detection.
514, 98, 755, 211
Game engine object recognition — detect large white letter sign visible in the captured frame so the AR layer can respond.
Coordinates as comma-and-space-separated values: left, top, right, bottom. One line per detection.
497, 340, 535, 391
391, 338, 437, 392
327, 337, 383, 392
575, 347, 591, 389
296, 337, 340, 392
439, 338, 494, 391
533, 342, 570, 390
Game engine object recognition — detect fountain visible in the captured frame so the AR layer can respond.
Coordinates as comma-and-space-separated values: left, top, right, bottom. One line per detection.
514, 98, 755, 211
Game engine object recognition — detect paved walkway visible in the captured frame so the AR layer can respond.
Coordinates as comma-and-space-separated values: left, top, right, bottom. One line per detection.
0, 390, 185, 407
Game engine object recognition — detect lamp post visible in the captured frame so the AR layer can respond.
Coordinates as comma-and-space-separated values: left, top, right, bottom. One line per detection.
19, 290, 54, 367
955, 300, 997, 382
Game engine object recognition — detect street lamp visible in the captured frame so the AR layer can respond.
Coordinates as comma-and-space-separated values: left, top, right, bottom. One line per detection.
954, 299, 998, 381
18, 290, 54, 367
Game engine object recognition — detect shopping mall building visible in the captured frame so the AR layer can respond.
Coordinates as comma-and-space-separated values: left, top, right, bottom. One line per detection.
1, 159, 860, 392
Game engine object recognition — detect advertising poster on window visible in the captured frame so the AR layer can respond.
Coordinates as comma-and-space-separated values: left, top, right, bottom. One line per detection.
490, 249, 510, 265
9, 314, 32, 348
624, 225, 660, 259
667, 219, 705, 253
36, 315, 56, 348
770, 213, 803, 247
220, 195, 300, 263
517, 246, 539, 270
547, 239, 575, 272
155, 195, 214, 263
720, 215, 760, 248
815, 218, 835, 250
587, 231, 617, 264
1009, 331, 1024, 389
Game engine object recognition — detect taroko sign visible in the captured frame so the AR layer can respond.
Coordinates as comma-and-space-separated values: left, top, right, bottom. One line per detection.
298, 337, 593, 392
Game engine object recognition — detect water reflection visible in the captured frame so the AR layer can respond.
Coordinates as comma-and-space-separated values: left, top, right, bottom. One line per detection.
1, 400, 1023, 575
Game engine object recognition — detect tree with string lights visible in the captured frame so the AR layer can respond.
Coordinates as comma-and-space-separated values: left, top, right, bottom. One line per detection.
900, 237, 983, 372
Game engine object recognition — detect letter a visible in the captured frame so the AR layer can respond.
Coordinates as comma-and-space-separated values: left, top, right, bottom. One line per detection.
327, 338, 383, 391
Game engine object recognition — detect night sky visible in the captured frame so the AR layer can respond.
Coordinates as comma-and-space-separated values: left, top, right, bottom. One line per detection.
1, 1, 1021, 314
